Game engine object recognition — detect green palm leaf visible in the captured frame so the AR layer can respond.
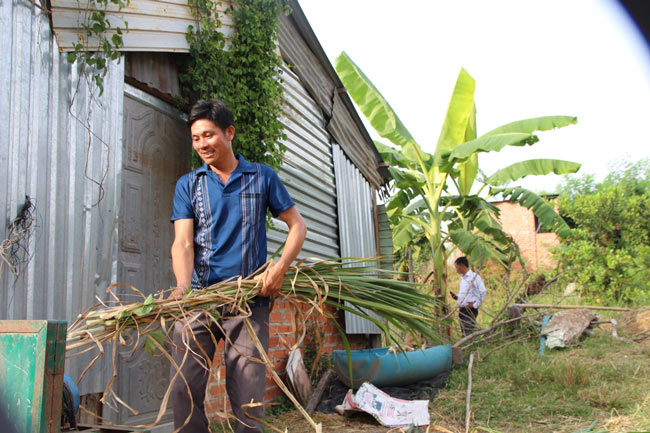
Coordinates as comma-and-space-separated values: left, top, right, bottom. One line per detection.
482, 115, 577, 136
450, 132, 538, 160
435, 68, 476, 155
335, 52, 416, 150
485, 159, 582, 186
458, 104, 478, 194
449, 229, 509, 267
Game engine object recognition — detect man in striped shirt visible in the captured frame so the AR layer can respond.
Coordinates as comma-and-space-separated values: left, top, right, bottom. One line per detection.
169, 99, 307, 433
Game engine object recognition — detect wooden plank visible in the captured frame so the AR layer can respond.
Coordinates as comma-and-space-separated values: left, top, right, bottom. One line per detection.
511, 303, 631, 312
50, 0, 235, 51
306, 370, 333, 415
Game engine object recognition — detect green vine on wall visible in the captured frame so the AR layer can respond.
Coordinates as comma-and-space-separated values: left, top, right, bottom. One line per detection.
181, 0, 290, 170
66, 0, 130, 96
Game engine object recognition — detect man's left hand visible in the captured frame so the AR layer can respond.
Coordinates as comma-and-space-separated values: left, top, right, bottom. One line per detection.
259, 261, 288, 297
467, 301, 475, 309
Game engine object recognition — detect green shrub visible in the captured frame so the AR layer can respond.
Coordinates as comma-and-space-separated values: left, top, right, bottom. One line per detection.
555, 159, 650, 304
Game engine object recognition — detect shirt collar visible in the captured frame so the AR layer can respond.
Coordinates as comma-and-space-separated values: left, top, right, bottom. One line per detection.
195, 154, 256, 176
462, 269, 475, 280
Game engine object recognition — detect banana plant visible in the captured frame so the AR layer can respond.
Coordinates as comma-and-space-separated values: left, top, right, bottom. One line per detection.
335, 52, 580, 299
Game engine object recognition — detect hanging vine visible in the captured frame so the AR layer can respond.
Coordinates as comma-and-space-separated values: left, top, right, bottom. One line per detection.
181, 0, 290, 170
66, 0, 130, 96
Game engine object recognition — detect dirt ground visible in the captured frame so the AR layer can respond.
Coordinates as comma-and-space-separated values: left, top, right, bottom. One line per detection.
272, 411, 435, 433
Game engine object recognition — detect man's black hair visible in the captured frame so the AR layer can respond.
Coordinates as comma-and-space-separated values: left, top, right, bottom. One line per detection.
455, 256, 469, 267
188, 99, 234, 130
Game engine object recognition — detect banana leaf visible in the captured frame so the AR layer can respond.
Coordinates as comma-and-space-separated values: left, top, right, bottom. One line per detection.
485, 159, 581, 186
449, 229, 510, 267
491, 186, 572, 237
450, 132, 538, 160
335, 52, 419, 156
481, 115, 577, 137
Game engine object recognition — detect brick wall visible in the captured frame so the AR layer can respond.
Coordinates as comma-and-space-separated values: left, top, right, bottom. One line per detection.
494, 200, 559, 272
204, 299, 365, 421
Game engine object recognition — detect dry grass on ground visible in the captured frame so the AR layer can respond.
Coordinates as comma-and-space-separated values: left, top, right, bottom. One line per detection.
259, 311, 650, 433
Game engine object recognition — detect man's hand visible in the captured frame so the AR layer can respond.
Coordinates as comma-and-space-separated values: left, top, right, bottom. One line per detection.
259, 261, 288, 297
258, 206, 306, 298
170, 286, 187, 300
467, 301, 475, 309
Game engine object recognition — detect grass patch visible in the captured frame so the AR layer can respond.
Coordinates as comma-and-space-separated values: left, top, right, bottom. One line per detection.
433, 331, 650, 433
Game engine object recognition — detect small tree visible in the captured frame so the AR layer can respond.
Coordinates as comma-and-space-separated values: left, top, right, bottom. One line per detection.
336, 52, 580, 300
555, 159, 650, 304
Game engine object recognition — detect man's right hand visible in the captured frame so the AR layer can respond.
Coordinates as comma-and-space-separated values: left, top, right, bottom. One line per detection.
170, 286, 186, 300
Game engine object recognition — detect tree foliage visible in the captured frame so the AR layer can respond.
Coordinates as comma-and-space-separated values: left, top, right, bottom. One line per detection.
336, 52, 579, 298
181, 0, 289, 169
555, 159, 650, 304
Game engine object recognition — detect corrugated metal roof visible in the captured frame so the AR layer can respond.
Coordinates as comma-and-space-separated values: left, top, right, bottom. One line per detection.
279, 0, 390, 188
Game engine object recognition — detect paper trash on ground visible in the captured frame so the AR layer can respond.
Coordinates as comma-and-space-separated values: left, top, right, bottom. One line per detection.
335, 382, 430, 427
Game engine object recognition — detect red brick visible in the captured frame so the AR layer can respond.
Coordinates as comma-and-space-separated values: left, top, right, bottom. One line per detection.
494, 200, 559, 272
276, 324, 293, 334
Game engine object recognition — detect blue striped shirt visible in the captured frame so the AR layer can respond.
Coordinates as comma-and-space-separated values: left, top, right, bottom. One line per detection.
171, 154, 294, 289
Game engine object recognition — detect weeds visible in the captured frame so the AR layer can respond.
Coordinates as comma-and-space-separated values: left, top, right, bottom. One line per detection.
434, 332, 650, 432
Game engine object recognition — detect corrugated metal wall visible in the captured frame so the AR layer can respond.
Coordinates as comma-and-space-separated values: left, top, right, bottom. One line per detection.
0, 1, 124, 393
377, 205, 394, 271
278, 10, 385, 189
332, 145, 382, 334
267, 64, 340, 260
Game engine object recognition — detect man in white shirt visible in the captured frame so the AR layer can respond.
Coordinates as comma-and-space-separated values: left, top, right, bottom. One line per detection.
451, 256, 487, 336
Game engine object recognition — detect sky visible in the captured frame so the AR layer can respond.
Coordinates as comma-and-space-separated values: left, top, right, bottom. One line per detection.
297, 0, 650, 193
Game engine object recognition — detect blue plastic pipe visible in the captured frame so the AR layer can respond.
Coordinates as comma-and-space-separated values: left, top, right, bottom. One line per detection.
332, 345, 453, 389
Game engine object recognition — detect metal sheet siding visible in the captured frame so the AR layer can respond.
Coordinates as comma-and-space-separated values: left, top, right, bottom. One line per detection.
267, 64, 340, 260
377, 204, 394, 271
50, 0, 234, 52
278, 9, 385, 189
1, 2, 124, 393
332, 145, 382, 334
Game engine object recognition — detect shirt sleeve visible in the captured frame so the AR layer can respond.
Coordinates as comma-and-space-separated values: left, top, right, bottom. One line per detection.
171, 175, 194, 222
265, 168, 295, 217
476, 274, 487, 307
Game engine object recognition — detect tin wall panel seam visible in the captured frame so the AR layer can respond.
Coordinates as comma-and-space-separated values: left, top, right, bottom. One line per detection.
26, 9, 52, 319
333, 144, 381, 334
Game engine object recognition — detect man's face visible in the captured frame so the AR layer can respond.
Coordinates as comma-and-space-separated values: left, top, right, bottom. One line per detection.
190, 119, 235, 167
455, 263, 464, 274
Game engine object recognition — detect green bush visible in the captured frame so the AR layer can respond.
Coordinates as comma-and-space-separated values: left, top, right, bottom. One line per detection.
555, 159, 650, 304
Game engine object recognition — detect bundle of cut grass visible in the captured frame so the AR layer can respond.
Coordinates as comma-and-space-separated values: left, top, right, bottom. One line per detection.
67, 258, 445, 355
66, 258, 446, 432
